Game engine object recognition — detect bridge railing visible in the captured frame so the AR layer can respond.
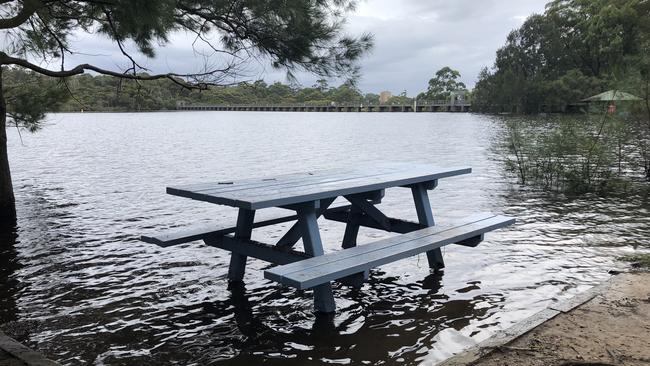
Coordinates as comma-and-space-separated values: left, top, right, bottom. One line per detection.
177, 100, 471, 108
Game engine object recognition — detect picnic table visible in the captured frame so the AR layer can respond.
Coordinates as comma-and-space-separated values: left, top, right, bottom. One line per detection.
142, 163, 514, 313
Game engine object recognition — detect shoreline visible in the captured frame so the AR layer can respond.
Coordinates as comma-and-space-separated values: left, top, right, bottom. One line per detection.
437, 271, 650, 366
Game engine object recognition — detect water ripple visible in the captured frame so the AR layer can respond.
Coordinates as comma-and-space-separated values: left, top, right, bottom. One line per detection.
1, 112, 648, 365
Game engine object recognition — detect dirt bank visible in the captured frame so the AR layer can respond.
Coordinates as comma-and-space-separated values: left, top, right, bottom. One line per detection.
444, 272, 650, 366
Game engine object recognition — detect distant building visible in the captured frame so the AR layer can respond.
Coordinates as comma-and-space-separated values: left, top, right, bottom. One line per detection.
379, 91, 392, 104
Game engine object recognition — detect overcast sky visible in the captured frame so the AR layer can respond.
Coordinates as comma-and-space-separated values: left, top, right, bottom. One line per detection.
59, 0, 549, 95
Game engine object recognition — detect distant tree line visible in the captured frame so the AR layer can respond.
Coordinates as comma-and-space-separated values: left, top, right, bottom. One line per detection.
473, 0, 650, 114
4, 67, 465, 112
2, 64, 472, 113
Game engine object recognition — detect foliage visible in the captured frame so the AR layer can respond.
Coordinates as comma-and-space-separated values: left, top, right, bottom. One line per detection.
386, 91, 413, 105
618, 253, 650, 269
473, 0, 648, 113
0, 67, 376, 112
2, 67, 68, 131
418, 66, 466, 101
0, 0, 374, 218
0, 0, 374, 131
499, 111, 647, 194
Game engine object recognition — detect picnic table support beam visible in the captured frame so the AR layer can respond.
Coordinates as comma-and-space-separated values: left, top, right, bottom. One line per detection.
228, 208, 256, 282
344, 194, 391, 231
341, 204, 362, 249
410, 182, 445, 272
339, 204, 369, 287
296, 202, 336, 313
276, 197, 336, 248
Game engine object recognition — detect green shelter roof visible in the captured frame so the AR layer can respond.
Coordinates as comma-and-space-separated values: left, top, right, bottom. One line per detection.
581, 90, 642, 102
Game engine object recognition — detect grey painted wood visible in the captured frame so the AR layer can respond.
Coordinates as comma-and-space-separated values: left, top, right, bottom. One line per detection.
296, 203, 336, 313
265, 214, 515, 289
324, 208, 423, 234
172, 164, 400, 202
339, 204, 369, 286
228, 208, 255, 282
276, 197, 336, 248
176, 163, 413, 195
175, 167, 356, 194
455, 234, 484, 247
191, 167, 384, 195
344, 194, 392, 231
204, 235, 309, 265
341, 204, 362, 249
212, 166, 471, 208
267, 212, 497, 277
141, 213, 301, 246
167, 164, 471, 210
411, 182, 445, 271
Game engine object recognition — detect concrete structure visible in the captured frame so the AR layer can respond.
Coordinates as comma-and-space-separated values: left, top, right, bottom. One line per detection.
176, 100, 471, 113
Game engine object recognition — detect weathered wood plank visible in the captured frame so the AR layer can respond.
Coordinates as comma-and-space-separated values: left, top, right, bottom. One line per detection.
295, 203, 336, 313
221, 166, 470, 203
411, 182, 444, 271
323, 208, 423, 233
189, 163, 419, 198
228, 208, 255, 281
169, 165, 472, 210
344, 194, 392, 231
265, 214, 515, 289
141, 213, 299, 247
267, 212, 497, 277
170, 162, 410, 197
171, 167, 354, 194
276, 197, 336, 248
204, 236, 309, 265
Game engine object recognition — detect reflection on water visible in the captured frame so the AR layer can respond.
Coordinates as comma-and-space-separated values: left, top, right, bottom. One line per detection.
0, 219, 19, 326
2, 112, 649, 365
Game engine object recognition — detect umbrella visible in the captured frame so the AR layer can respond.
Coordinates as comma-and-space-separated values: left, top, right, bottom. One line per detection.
581, 90, 642, 102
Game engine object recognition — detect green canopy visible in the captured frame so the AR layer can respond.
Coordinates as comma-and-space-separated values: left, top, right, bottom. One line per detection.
581, 90, 642, 102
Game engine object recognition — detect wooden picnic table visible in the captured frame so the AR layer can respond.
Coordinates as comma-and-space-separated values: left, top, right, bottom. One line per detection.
142, 163, 514, 313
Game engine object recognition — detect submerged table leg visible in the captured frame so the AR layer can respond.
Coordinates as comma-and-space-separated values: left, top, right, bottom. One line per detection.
340, 204, 369, 287
228, 208, 256, 282
297, 203, 336, 313
411, 183, 445, 272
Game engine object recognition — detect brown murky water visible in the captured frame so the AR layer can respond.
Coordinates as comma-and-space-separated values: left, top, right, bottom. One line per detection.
2, 112, 649, 365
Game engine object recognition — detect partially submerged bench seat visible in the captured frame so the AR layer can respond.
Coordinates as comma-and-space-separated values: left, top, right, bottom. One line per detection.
141, 205, 351, 247
264, 213, 514, 290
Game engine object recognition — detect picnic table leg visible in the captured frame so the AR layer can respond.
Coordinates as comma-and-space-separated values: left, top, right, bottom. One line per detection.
411, 183, 445, 272
227, 208, 256, 282
340, 204, 369, 287
342, 204, 362, 249
297, 203, 336, 313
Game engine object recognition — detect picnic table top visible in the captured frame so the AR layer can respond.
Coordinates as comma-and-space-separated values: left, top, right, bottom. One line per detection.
167, 162, 472, 210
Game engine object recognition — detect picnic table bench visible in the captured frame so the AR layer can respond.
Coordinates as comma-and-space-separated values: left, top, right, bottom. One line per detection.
141, 163, 514, 313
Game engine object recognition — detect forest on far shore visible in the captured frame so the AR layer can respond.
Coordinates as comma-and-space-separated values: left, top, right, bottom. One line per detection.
472, 0, 650, 114
1, 65, 469, 113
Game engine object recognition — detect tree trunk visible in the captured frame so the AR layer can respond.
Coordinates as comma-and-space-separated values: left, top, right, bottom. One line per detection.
0, 67, 16, 221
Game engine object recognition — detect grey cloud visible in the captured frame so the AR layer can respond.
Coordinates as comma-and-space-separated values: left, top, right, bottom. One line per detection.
58, 0, 548, 95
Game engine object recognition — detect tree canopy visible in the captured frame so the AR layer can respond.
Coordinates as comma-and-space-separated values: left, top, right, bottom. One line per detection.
0, 0, 374, 218
473, 0, 650, 114
418, 67, 467, 101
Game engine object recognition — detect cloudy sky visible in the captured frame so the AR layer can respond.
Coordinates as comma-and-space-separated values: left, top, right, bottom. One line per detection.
59, 0, 549, 95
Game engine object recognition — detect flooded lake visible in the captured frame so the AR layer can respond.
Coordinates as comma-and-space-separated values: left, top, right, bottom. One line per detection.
2, 112, 649, 365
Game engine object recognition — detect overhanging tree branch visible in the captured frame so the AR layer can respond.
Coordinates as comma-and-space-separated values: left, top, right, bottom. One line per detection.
0, 51, 231, 89
0, 0, 43, 29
